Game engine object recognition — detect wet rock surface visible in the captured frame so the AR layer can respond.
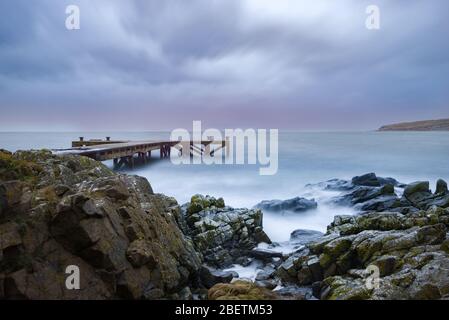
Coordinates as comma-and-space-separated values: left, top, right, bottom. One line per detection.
275, 173, 449, 300
317, 172, 449, 214
254, 197, 317, 213
290, 229, 324, 246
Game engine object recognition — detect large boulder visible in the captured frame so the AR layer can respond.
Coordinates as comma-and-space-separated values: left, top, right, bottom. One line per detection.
0, 150, 202, 300
351, 173, 403, 188
404, 181, 431, 196
352, 173, 381, 187
403, 181, 449, 210
435, 179, 448, 195
254, 197, 317, 213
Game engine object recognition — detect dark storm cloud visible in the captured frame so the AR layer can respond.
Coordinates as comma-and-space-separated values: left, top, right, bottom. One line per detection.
0, 0, 448, 131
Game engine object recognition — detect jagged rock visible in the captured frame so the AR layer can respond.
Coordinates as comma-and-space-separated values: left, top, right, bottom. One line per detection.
402, 181, 449, 210
0, 150, 202, 299
308, 178, 354, 191
186, 195, 225, 215
285, 174, 449, 300
254, 197, 317, 213
182, 195, 271, 268
255, 266, 276, 281
255, 279, 278, 290
279, 202, 449, 299
199, 266, 237, 288
335, 184, 396, 206
352, 173, 381, 187
273, 286, 310, 300
436, 179, 448, 195
351, 173, 403, 188
377, 177, 405, 187
248, 248, 283, 262
404, 181, 431, 196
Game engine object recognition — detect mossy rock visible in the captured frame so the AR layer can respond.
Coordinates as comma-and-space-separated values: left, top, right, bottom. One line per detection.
186, 194, 226, 215
323, 277, 372, 300
390, 272, 416, 288
323, 237, 353, 258
319, 253, 333, 269
0, 150, 42, 182
208, 281, 279, 300
441, 239, 449, 254
371, 255, 399, 277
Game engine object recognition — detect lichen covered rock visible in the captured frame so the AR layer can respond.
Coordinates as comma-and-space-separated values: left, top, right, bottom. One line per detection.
183, 195, 271, 268
208, 280, 280, 300
0, 150, 202, 299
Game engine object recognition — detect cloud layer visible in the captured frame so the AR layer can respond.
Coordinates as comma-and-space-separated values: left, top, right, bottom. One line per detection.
1, 0, 448, 130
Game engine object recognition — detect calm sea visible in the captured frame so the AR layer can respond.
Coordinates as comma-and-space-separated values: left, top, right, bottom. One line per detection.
2, 131, 448, 241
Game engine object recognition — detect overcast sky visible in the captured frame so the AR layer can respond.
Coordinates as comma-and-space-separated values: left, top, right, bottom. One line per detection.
1, 0, 448, 131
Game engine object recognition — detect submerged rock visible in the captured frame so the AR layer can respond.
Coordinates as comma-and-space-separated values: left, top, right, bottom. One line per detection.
254, 197, 317, 213
290, 229, 324, 246
249, 248, 283, 262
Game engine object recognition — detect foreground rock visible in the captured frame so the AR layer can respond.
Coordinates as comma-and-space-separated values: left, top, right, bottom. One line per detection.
276, 174, 449, 300
208, 281, 277, 300
182, 195, 271, 268
0, 150, 202, 299
254, 197, 317, 213
208, 280, 305, 300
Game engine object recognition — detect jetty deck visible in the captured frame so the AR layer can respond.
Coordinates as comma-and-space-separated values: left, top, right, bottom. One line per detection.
57, 137, 227, 169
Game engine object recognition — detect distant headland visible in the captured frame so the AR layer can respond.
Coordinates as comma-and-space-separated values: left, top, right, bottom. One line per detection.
378, 118, 449, 131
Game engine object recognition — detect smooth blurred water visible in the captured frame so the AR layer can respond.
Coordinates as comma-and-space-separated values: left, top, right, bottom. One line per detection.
2, 131, 449, 239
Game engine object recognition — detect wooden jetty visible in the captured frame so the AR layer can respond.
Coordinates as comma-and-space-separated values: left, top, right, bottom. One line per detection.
59, 137, 227, 169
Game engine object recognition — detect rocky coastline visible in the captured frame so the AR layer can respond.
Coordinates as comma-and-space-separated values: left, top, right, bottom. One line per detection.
1, 150, 449, 300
